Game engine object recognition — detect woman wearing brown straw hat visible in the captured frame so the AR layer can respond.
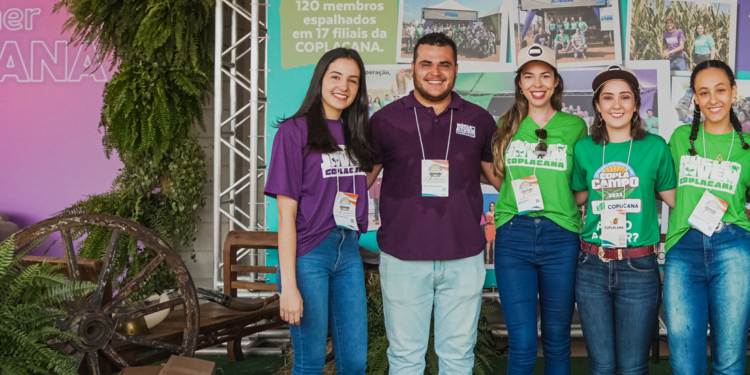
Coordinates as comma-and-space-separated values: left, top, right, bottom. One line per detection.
571, 65, 676, 375
491, 44, 587, 374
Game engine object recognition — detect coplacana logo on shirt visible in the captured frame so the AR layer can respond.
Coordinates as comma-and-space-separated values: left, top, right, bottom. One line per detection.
321, 145, 365, 178
506, 140, 568, 171
456, 123, 475, 138
678, 155, 741, 194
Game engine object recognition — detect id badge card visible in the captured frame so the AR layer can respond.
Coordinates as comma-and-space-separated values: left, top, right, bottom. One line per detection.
422, 160, 449, 197
511, 175, 544, 214
688, 191, 728, 237
600, 205, 627, 248
333, 192, 359, 231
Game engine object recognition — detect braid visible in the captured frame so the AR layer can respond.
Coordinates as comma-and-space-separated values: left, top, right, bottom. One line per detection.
688, 105, 701, 156
729, 110, 750, 150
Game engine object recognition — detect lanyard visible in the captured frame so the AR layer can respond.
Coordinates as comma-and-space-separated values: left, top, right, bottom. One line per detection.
414, 107, 453, 161
702, 126, 734, 193
333, 118, 356, 195
335, 172, 356, 195
601, 138, 633, 199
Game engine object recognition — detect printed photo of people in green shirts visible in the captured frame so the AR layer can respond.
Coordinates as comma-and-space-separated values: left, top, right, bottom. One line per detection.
396, 0, 509, 68
511, 0, 622, 68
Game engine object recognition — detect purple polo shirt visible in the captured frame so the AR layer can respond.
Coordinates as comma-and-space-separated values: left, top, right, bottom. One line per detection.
370, 91, 495, 261
265, 117, 368, 258
663, 29, 685, 58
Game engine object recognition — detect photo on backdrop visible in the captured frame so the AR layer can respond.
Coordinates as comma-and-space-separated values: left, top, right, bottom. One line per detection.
454, 63, 670, 139
509, 0, 622, 68
626, 0, 738, 75
395, 0, 511, 71
669, 77, 750, 135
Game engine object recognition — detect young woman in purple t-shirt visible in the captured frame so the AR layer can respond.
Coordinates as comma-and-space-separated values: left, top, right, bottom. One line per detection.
264, 48, 374, 374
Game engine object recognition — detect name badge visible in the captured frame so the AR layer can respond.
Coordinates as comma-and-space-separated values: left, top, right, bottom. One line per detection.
511, 175, 544, 214
688, 191, 728, 237
333, 192, 359, 231
600, 205, 627, 248
422, 160, 449, 197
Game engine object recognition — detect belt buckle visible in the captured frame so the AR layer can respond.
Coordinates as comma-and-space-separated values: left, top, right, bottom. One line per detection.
715, 221, 725, 233
598, 249, 611, 263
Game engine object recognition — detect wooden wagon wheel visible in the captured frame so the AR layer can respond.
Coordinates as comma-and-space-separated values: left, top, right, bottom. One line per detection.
13, 214, 199, 375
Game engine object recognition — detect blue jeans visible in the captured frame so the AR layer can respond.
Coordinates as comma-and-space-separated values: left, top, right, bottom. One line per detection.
380, 251, 485, 375
278, 228, 367, 375
664, 226, 750, 375
406, 36, 413, 51
670, 56, 688, 71
573, 45, 588, 58
495, 215, 579, 375
554, 43, 571, 59
576, 247, 660, 375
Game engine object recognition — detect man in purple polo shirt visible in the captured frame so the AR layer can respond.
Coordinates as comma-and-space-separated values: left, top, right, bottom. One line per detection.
661, 16, 687, 71
367, 33, 501, 374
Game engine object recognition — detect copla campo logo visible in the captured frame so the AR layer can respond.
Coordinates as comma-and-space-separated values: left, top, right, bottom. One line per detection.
339, 197, 352, 211
596, 201, 606, 211
429, 164, 443, 177
592, 161, 639, 199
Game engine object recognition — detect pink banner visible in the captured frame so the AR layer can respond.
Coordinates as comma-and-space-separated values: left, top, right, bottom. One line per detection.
0, 1, 121, 235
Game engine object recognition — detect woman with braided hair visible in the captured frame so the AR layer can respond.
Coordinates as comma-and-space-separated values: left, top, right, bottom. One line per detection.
663, 60, 750, 375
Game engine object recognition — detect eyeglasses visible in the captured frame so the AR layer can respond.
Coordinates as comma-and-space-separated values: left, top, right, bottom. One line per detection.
535, 129, 548, 158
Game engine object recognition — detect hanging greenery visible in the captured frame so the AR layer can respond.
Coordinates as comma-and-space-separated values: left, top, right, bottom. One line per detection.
0, 235, 96, 375
54, 0, 214, 296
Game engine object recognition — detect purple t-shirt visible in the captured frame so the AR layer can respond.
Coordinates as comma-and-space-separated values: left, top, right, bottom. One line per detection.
370, 91, 495, 261
265, 117, 368, 257
663, 29, 685, 58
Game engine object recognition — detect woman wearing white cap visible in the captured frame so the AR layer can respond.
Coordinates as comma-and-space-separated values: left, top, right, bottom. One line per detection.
491, 44, 587, 374
571, 65, 676, 374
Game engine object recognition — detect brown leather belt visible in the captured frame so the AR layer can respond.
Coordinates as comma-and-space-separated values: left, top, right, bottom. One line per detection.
581, 241, 657, 262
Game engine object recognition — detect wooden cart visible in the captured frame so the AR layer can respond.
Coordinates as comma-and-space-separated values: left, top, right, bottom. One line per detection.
12, 214, 284, 374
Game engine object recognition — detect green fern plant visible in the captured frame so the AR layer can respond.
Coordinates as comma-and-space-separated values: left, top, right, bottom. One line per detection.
0, 235, 95, 375
53, 0, 213, 297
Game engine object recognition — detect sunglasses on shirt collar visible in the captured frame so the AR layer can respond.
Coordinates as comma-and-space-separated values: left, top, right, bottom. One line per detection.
535, 129, 548, 158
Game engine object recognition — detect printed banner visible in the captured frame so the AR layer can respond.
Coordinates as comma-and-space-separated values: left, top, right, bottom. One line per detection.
279, 0, 399, 69
520, 0, 606, 10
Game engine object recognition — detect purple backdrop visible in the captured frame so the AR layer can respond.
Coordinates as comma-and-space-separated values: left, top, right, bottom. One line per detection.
0, 1, 121, 255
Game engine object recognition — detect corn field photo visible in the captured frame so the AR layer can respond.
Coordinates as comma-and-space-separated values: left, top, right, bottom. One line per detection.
629, 0, 733, 70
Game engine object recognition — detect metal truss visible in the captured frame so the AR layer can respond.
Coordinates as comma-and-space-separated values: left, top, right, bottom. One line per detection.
213, 0, 269, 290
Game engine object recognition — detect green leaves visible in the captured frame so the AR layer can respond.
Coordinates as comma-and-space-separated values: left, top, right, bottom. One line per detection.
0, 235, 95, 375
55, 0, 212, 298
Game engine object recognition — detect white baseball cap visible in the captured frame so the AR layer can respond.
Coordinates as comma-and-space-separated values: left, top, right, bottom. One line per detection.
516, 44, 557, 73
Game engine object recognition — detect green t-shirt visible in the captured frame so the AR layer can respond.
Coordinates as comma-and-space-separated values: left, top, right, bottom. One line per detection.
645, 117, 659, 134
579, 21, 588, 32
571, 21, 579, 30
572, 135, 676, 247
416, 26, 424, 37
694, 35, 715, 55
563, 21, 571, 30
495, 111, 588, 233
555, 34, 570, 44
666, 124, 750, 250
549, 22, 557, 32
